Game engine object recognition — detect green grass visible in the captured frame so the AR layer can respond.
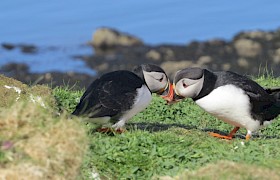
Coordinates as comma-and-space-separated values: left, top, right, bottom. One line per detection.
52, 76, 280, 179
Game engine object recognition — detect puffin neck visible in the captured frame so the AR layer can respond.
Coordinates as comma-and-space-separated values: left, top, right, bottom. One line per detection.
132, 67, 152, 92
193, 69, 217, 101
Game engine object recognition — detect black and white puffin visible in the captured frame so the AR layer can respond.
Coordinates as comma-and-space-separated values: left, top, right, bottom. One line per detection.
173, 67, 280, 140
72, 64, 173, 132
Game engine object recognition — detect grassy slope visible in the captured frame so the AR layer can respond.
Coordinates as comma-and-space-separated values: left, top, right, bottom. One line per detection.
53, 76, 280, 179
0, 76, 88, 179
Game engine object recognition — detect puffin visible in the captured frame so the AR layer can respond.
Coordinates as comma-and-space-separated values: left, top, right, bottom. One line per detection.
173, 67, 280, 140
72, 64, 174, 132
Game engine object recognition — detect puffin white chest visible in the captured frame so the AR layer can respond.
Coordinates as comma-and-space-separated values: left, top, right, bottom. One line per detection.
113, 85, 152, 129
195, 85, 260, 131
131, 85, 153, 113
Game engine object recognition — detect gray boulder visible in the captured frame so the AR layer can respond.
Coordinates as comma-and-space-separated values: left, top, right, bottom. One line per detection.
90, 27, 143, 48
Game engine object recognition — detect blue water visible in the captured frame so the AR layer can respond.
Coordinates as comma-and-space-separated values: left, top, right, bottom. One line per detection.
1, 0, 280, 73
0, 44, 95, 74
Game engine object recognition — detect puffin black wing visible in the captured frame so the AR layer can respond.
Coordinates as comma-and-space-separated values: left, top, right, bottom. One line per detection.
72, 70, 144, 119
215, 71, 279, 122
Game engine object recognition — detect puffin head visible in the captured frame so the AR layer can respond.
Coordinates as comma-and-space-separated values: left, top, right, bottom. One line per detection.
133, 64, 173, 102
173, 67, 205, 101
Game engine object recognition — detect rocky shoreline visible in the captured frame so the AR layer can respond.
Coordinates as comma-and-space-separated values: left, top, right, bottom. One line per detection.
1, 27, 280, 89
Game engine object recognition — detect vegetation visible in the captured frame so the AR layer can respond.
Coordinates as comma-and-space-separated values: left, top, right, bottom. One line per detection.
53, 76, 280, 179
1, 74, 280, 179
0, 76, 87, 179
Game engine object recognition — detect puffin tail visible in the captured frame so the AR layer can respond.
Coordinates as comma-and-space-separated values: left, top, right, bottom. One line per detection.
72, 108, 79, 116
72, 102, 83, 116
266, 87, 280, 116
265, 87, 280, 101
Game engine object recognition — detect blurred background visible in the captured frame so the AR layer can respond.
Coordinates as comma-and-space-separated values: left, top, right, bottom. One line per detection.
1, 0, 280, 88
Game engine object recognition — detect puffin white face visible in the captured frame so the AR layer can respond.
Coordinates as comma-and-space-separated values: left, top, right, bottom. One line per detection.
132, 63, 174, 102
173, 68, 205, 99
174, 76, 204, 98
143, 71, 168, 93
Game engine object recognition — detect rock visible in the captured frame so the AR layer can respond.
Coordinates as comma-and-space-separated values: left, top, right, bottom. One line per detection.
1, 43, 37, 53
222, 63, 231, 71
2, 28, 280, 90
197, 56, 212, 65
145, 49, 161, 61
0, 63, 95, 89
273, 48, 280, 63
235, 30, 273, 41
207, 39, 226, 46
234, 39, 262, 58
19, 44, 37, 53
0, 63, 29, 74
2, 43, 15, 50
237, 58, 249, 68
161, 60, 194, 78
160, 47, 175, 61
96, 63, 109, 71
90, 28, 143, 48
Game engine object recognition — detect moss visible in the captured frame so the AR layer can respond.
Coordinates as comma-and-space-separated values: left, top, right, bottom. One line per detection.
0, 75, 28, 107
0, 75, 88, 179
0, 101, 88, 179
0, 75, 56, 108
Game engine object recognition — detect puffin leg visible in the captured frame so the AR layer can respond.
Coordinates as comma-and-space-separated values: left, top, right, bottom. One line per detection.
115, 128, 126, 133
209, 127, 240, 140
228, 127, 240, 137
111, 120, 126, 133
96, 127, 112, 133
97, 127, 126, 134
245, 130, 252, 141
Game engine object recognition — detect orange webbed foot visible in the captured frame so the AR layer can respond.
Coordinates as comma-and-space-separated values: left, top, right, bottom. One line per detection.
209, 132, 233, 140
209, 127, 240, 140
245, 130, 252, 141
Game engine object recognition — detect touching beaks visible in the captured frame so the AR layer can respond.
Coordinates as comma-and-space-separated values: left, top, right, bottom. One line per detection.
160, 82, 174, 103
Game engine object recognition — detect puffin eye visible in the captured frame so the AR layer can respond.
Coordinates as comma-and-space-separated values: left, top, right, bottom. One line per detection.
159, 77, 164, 82
183, 82, 188, 88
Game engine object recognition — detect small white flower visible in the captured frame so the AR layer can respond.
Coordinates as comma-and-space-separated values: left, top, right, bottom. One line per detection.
30, 94, 46, 108
4, 85, 22, 94
4, 85, 22, 101
240, 141, 245, 146
90, 169, 100, 180
75, 97, 80, 103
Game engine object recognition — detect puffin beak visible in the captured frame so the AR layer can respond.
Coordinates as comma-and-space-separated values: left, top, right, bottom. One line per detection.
160, 82, 174, 103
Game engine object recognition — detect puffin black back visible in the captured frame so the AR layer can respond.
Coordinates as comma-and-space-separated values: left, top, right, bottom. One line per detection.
72, 70, 144, 117
214, 71, 268, 96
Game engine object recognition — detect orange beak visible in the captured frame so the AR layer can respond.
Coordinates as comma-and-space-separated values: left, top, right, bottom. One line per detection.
161, 82, 174, 103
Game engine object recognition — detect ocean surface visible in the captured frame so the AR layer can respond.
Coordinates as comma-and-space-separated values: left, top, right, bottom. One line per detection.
1, 0, 280, 74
